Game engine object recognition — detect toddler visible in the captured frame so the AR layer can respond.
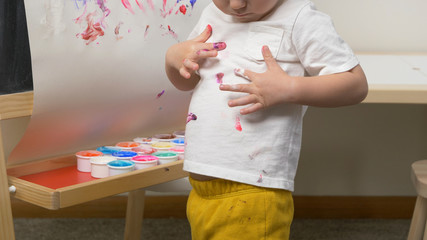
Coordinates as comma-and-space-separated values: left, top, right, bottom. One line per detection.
165, 0, 368, 239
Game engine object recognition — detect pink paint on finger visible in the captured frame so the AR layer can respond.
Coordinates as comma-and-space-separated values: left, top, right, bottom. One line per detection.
121, 0, 135, 14
235, 116, 242, 131
213, 42, 227, 50
196, 49, 209, 55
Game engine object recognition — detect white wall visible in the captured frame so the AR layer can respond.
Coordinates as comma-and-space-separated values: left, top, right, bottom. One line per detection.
312, 0, 427, 52
292, 0, 427, 196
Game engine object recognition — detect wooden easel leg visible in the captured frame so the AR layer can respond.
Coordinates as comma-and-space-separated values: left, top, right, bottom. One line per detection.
124, 189, 145, 240
408, 196, 427, 240
0, 128, 16, 240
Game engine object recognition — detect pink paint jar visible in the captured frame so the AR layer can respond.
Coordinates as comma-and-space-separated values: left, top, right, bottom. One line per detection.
170, 146, 185, 160
151, 142, 176, 152
131, 146, 157, 155
76, 150, 103, 172
131, 155, 159, 170
115, 141, 140, 150
90, 156, 116, 178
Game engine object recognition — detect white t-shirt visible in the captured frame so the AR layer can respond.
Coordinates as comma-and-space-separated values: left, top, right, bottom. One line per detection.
183, 0, 359, 191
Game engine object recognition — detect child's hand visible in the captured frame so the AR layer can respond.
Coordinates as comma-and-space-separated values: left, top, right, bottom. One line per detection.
219, 45, 294, 115
168, 25, 227, 79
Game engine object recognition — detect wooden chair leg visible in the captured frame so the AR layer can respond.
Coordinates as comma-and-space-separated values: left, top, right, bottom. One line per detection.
124, 189, 145, 240
0, 128, 16, 240
408, 196, 427, 240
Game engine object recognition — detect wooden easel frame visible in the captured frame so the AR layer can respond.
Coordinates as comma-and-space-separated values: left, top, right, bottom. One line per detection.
0, 91, 189, 240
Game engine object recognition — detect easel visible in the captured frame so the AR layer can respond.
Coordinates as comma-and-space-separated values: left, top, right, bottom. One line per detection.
0, 91, 189, 240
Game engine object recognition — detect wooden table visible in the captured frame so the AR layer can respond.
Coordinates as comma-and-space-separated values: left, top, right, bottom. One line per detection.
359, 54, 427, 104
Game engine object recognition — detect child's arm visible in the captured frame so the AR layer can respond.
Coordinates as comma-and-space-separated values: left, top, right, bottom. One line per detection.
219, 45, 368, 115
165, 25, 226, 91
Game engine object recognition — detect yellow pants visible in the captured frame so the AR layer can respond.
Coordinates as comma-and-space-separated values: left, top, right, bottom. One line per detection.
187, 177, 294, 240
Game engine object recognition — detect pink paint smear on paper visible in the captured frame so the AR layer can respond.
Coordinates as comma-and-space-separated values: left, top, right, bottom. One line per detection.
179, 5, 187, 15
74, 4, 88, 24
144, 25, 150, 39
161, 25, 178, 40
156, 90, 165, 99
147, 0, 155, 10
135, 0, 146, 12
121, 0, 135, 14
75, 0, 110, 45
120, 0, 159, 14
74, 0, 199, 44
79, 11, 105, 45
114, 22, 124, 40
161, 0, 197, 18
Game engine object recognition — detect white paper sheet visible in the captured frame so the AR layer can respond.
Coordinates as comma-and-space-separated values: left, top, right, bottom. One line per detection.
9, 0, 209, 164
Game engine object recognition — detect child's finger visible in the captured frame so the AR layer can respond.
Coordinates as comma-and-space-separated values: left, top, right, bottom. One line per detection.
196, 49, 218, 58
262, 45, 280, 70
234, 68, 252, 81
183, 58, 199, 71
228, 94, 258, 107
219, 83, 254, 94
179, 67, 192, 79
192, 24, 212, 43
212, 42, 227, 51
240, 103, 264, 115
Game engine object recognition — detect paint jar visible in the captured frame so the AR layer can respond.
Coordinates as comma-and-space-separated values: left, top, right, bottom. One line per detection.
96, 146, 122, 156
115, 141, 140, 150
131, 146, 157, 155
90, 156, 116, 178
152, 133, 176, 142
131, 155, 159, 170
133, 137, 153, 145
152, 152, 179, 165
152, 142, 176, 152
173, 130, 185, 138
108, 160, 135, 176
76, 150, 103, 172
112, 151, 138, 160
171, 138, 185, 146
170, 146, 185, 160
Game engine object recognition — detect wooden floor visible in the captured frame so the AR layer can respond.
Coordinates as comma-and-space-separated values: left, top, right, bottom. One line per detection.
10, 195, 416, 219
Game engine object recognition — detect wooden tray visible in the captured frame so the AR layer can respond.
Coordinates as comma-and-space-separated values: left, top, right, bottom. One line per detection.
7, 155, 188, 210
